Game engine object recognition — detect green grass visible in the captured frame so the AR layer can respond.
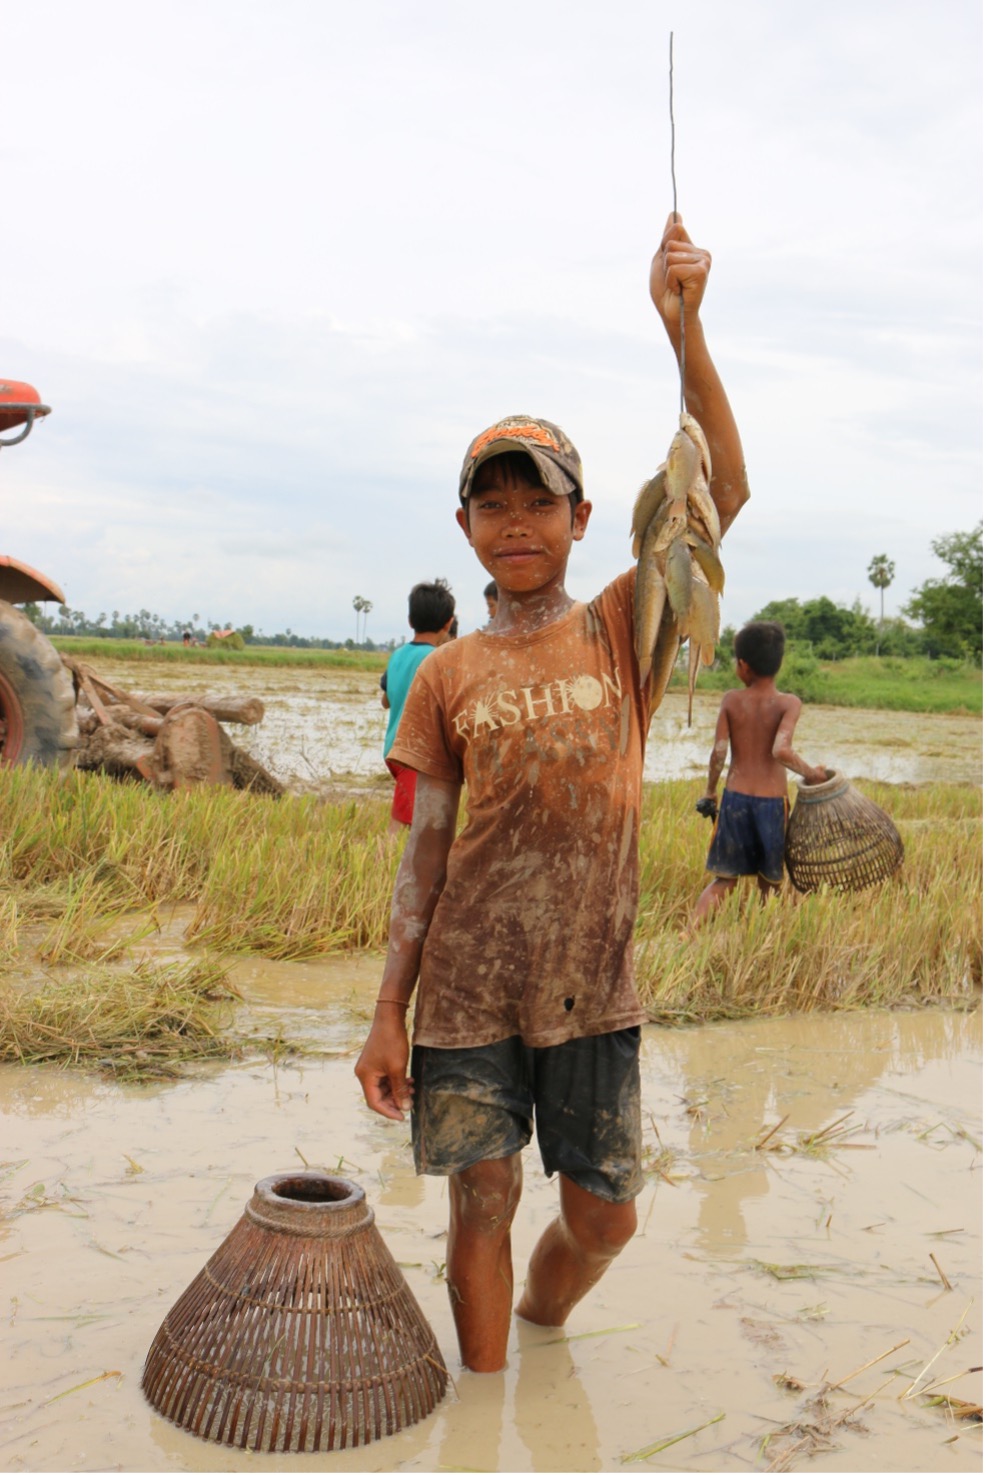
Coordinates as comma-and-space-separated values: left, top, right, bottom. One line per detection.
50, 638, 983, 713
677, 654, 982, 715
814, 656, 982, 713
49, 636, 387, 673
0, 769, 980, 1036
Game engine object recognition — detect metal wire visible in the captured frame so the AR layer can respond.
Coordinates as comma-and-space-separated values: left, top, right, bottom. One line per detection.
669, 31, 685, 413
669, 31, 679, 222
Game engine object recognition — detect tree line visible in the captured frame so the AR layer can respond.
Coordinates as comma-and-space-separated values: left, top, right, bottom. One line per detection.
728, 523, 981, 664
22, 605, 392, 652
21, 523, 981, 665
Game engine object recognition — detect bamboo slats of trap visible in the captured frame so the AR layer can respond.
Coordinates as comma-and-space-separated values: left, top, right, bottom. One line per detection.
141, 1172, 448, 1452
785, 769, 904, 895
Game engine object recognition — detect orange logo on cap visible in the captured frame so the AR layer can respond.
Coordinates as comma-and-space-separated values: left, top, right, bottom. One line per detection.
470, 422, 561, 459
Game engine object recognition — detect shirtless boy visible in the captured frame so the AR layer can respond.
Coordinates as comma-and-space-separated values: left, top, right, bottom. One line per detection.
693, 620, 828, 925
355, 213, 749, 1373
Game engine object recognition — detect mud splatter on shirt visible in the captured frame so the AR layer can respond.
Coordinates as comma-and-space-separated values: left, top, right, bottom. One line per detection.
389, 569, 651, 1049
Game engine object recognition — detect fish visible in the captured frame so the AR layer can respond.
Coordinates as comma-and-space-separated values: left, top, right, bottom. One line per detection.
652, 498, 688, 556
634, 517, 668, 686
679, 411, 712, 482
663, 535, 694, 619
630, 466, 667, 559
648, 607, 681, 716
686, 473, 721, 547
632, 410, 725, 721
679, 574, 720, 725
683, 529, 725, 593
664, 430, 701, 507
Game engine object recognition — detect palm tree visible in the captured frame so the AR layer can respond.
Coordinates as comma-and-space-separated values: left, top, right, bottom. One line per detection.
353, 595, 371, 643
868, 554, 895, 654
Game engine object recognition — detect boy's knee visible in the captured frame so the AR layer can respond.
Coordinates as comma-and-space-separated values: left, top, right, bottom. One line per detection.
451, 1157, 522, 1235
562, 1185, 637, 1258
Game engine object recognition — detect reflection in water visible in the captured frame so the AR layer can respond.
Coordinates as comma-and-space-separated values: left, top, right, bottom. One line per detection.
644, 1009, 980, 1261
436, 1369, 508, 1473
145, 1379, 441, 1470
513, 1330, 601, 1473
434, 1333, 602, 1474
688, 1080, 772, 1258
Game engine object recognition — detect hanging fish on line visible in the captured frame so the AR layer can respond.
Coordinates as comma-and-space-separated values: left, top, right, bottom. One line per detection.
632, 411, 724, 724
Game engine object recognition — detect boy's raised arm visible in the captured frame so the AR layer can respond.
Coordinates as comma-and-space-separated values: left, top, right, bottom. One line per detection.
354, 774, 460, 1120
649, 214, 750, 536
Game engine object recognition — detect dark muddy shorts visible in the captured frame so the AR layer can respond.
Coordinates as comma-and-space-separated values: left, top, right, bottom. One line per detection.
705, 789, 788, 884
410, 1028, 643, 1204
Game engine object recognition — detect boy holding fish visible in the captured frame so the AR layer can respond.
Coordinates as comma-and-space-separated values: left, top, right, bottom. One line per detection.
355, 213, 749, 1373
691, 621, 828, 925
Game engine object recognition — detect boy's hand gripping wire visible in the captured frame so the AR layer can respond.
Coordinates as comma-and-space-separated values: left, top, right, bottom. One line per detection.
695, 796, 718, 821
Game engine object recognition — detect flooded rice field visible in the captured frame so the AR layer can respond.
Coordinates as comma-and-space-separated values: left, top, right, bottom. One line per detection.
1, 953, 980, 1474
1, 658, 980, 1471
82, 659, 983, 793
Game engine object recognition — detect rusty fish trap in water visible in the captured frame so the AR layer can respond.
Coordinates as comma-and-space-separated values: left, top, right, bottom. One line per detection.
141, 1171, 448, 1453
785, 769, 904, 894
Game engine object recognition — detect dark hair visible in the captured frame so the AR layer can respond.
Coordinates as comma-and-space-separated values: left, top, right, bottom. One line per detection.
408, 578, 455, 634
483, 581, 498, 601
474, 450, 542, 488
734, 620, 785, 677
464, 452, 580, 525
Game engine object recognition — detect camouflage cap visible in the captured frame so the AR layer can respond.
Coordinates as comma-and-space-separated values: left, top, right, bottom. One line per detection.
458, 415, 583, 503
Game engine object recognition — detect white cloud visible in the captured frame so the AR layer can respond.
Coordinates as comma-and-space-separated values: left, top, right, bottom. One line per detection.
0, 0, 979, 642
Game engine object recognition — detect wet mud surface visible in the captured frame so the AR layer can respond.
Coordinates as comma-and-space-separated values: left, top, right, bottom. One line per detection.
84, 661, 983, 792
1, 950, 980, 1474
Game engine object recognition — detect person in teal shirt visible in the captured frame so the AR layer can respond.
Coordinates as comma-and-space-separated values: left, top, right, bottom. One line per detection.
381, 579, 456, 835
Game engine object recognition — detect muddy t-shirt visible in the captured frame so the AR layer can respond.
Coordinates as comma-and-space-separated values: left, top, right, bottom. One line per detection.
389, 568, 650, 1049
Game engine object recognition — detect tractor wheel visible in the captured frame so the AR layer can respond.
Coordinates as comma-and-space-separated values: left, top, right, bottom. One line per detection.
0, 601, 77, 769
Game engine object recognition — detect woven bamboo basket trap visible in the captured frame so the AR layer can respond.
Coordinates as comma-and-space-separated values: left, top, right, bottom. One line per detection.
784, 768, 904, 894
141, 1171, 448, 1453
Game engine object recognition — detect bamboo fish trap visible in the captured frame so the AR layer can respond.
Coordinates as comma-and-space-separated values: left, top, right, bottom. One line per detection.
141, 1171, 448, 1453
785, 769, 904, 894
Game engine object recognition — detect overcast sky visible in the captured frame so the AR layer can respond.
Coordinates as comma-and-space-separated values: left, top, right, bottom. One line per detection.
1, 0, 980, 642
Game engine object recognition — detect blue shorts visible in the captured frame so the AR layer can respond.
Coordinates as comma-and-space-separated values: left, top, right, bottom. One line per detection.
706, 789, 788, 884
410, 1029, 643, 1204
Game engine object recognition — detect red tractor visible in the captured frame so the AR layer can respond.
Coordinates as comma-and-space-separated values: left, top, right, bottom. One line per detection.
0, 380, 77, 767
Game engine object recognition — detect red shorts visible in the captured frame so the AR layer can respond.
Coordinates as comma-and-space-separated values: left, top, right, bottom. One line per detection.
386, 758, 418, 827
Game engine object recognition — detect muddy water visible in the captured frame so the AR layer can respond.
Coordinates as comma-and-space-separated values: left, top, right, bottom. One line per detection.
83, 660, 983, 791
1, 947, 980, 1473
10, 659, 978, 1471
